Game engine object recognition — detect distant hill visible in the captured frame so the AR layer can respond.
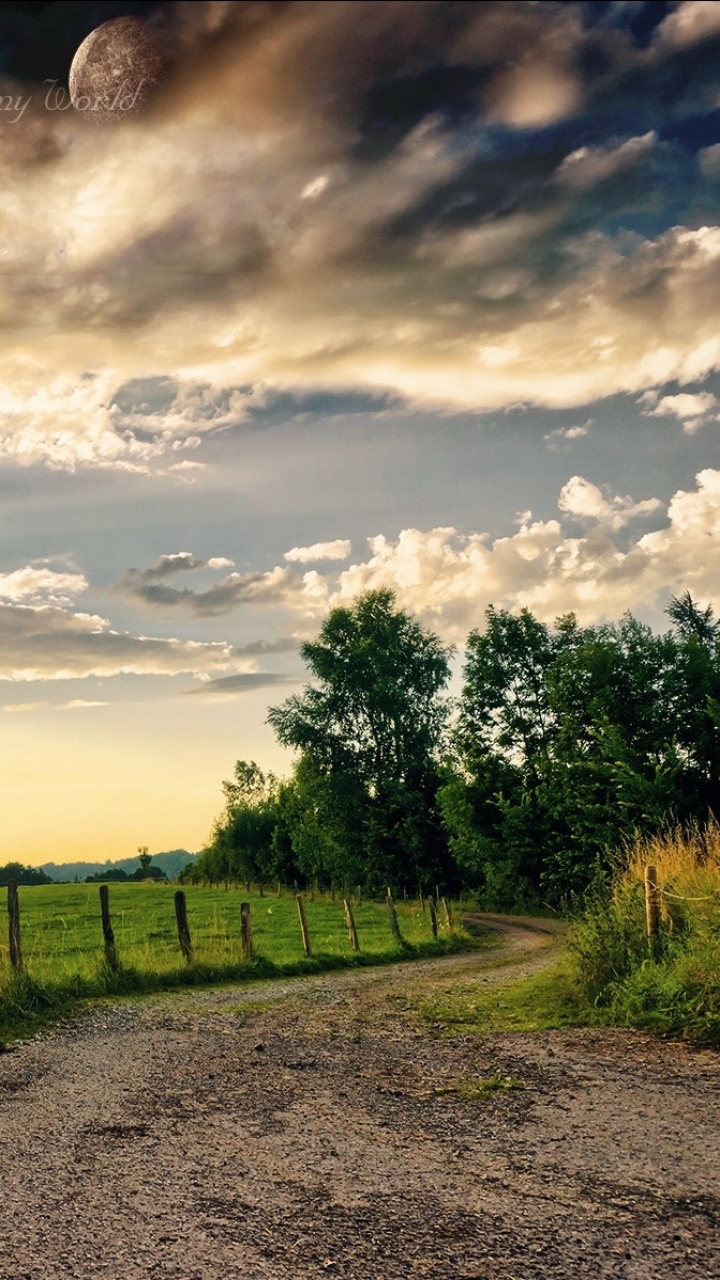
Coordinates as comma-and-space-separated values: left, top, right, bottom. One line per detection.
40, 850, 197, 882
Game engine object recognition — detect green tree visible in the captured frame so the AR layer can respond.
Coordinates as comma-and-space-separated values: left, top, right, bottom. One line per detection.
450, 606, 688, 904
267, 590, 453, 893
195, 760, 281, 887
665, 592, 720, 820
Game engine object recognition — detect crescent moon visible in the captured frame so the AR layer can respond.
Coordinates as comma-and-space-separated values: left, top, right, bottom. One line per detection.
69, 17, 167, 125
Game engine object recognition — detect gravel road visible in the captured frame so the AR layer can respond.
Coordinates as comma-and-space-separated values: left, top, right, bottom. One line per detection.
0, 916, 718, 1280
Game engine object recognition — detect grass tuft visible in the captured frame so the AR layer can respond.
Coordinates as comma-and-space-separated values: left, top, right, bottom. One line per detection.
432, 1073, 526, 1100
419, 958, 588, 1037
569, 822, 720, 1044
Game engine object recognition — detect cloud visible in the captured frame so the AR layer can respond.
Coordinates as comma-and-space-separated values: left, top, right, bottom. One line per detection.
557, 133, 657, 191
182, 672, 295, 697
640, 389, 720, 434
126, 552, 207, 582
229, 469, 720, 639
56, 700, 108, 710
284, 540, 352, 563
655, 1, 720, 50
0, 566, 87, 606
2, 702, 48, 714
117, 562, 299, 616
543, 423, 590, 449
0, 601, 260, 682
0, 3, 720, 468
557, 476, 663, 529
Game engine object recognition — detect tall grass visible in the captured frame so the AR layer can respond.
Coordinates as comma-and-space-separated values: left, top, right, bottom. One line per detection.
570, 822, 720, 1043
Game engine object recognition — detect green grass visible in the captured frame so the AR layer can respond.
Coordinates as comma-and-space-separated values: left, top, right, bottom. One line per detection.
419, 957, 588, 1036
0, 883, 472, 1045
568, 824, 720, 1045
431, 1073, 526, 1100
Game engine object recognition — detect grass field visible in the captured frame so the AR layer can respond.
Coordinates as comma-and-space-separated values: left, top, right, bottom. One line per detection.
0, 881, 456, 986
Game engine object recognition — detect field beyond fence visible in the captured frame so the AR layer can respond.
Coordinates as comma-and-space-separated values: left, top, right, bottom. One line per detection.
0, 881, 463, 990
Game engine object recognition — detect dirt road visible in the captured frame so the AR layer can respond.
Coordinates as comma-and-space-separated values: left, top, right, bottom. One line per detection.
0, 916, 718, 1279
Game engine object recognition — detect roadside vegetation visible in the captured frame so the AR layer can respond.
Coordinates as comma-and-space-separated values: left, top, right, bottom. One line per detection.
570, 824, 720, 1043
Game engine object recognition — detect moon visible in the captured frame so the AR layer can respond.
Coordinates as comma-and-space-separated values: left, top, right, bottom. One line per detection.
69, 17, 167, 125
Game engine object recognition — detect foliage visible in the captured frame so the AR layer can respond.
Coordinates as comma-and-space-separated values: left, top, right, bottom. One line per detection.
569, 823, 720, 1042
268, 589, 453, 893
0, 862, 52, 887
445, 595, 720, 906
196, 588, 720, 913
187, 761, 283, 887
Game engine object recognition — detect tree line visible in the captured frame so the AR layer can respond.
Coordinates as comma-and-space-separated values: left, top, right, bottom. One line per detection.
182, 588, 720, 909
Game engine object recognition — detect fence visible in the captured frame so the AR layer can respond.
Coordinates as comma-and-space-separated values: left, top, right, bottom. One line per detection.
3, 881, 458, 980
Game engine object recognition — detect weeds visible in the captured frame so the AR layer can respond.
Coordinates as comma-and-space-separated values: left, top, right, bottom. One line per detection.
431, 1074, 526, 1100
569, 822, 720, 1044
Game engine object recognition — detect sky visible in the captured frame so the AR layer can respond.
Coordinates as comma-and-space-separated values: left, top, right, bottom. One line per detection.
2, 0, 720, 865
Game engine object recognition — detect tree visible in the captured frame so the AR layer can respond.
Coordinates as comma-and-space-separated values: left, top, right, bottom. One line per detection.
267, 590, 453, 893
193, 761, 281, 887
0, 862, 52, 887
450, 606, 687, 904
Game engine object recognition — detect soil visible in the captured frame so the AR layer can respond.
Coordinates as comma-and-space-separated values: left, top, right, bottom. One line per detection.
0, 915, 718, 1280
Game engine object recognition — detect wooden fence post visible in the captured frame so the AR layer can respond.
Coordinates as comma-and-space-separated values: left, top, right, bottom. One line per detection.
442, 897, 454, 930
343, 898, 360, 952
419, 884, 425, 913
174, 890, 193, 962
296, 894, 312, 957
240, 901, 254, 961
7, 882, 23, 974
99, 885, 119, 971
386, 887, 403, 945
428, 895, 438, 939
644, 865, 659, 956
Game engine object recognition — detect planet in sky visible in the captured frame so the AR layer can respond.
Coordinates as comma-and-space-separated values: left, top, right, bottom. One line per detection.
69, 17, 168, 124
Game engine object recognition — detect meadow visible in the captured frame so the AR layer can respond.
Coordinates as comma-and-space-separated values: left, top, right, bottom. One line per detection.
0, 880, 459, 988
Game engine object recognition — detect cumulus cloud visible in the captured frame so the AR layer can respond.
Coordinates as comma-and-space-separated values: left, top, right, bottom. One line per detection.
284, 540, 352, 563
640, 389, 720, 434
308, 470, 720, 635
557, 476, 663, 528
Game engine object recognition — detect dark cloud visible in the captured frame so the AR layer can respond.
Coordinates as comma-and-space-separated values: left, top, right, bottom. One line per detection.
0, 598, 250, 679
116, 559, 298, 615
5, 1, 720, 470
124, 552, 207, 582
182, 671, 295, 695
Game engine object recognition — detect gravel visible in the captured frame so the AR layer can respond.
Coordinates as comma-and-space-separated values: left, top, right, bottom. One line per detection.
0, 918, 718, 1279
